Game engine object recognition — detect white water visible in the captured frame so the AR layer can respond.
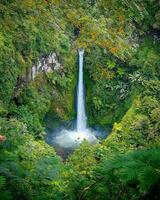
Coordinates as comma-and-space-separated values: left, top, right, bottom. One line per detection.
54, 50, 97, 148
77, 49, 86, 132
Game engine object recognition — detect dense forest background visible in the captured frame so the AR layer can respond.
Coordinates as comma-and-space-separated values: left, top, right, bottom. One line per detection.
0, 0, 160, 199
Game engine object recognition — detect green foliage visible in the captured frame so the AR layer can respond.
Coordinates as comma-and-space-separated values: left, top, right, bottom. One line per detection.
85, 47, 131, 128
0, 101, 8, 116
139, 96, 159, 115
0, 0, 71, 106
93, 97, 103, 111
8, 75, 52, 138
68, 141, 97, 175
11, 105, 45, 138
59, 148, 160, 200
0, 176, 12, 200
0, 1, 160, 200
0, 117, 63, 200
88, 148, 160, 200
45, 53, 76, 123
99, 93, 160, 156
57, 141, 99, 200
129, 38, 160, 79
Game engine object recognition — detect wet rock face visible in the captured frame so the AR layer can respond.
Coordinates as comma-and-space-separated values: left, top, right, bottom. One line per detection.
30, 53, 62, 80
14, 53, 62, 95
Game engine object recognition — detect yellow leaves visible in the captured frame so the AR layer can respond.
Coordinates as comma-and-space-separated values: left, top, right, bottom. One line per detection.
92, 64, 115, 81
3, 16, 15, 31
74, 24, 102, 49
21, 0, 35, 8
66, 9, 85, 28
100, 40, 111, 49
17, 53, 25, 65
52, 180, 62, 188
65, 4, 135, 60
109, 46, 118, 54
47, 0, 61, 5
118, 26, 124, 35
113, 122, 123, 132
100, 67, 115, 80
30, 16, 38, 24
90, 31, 98, 39
74, 39, 88, 49
118, 15, 125, 22
0, 32, 4, 48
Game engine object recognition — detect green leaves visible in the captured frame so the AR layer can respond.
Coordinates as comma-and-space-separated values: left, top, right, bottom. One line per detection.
93, 97, 103, 111
0, 176, 5, 189
107, 60, 116, 69
0, 176, 12, 200
0, 116, 63, 200
89, 148, 160, 199
0, 32, 4, 48
0, 1, 160, 200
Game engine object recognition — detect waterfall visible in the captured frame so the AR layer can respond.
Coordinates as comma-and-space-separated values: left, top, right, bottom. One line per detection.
77, 49, 87, 132
53, 49, 97, 149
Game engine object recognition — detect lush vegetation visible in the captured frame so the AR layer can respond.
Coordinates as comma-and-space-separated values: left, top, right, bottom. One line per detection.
0, 0, 160, 199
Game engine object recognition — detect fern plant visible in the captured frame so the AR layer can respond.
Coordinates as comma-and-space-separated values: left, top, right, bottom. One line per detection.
0, 176, 12, 200
80, 148, 160, 200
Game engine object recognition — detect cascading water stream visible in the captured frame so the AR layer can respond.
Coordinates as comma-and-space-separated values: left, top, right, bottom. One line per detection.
77, 49, 87, 132
51, 49, 97, 149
